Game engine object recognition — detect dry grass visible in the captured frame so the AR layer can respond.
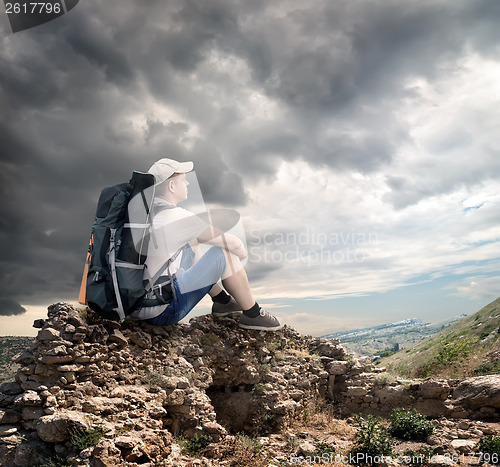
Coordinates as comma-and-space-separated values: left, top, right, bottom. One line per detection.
216, 435, 269, 467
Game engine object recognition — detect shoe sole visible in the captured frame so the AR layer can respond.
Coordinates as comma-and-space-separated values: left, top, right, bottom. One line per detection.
238, 323, 284, 331
212, 311, 242, 317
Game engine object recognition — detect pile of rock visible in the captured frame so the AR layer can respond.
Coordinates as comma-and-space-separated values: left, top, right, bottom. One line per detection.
0, 303, 350, 466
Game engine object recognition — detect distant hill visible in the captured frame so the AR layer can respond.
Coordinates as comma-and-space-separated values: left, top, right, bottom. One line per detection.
0, 336, 35, 384
321, 316, 463, 357
378, 297, 500, 379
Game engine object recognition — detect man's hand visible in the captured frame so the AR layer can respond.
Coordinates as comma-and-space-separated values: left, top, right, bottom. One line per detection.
229, 239, 248, 260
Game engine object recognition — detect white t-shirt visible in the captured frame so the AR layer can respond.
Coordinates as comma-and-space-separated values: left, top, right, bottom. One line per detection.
129, 199, 208, 321
143, 199, 208, 282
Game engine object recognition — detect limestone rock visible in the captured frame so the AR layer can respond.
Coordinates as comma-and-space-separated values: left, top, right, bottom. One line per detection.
14, 391, 41, 407
452, 375, 500, 409
0, 382, 23, 396
327, 360, 350, 375
37, 328, 60, 341
418, 380, 451, 400
36, 411, 89, 443
0, 425, 18, 437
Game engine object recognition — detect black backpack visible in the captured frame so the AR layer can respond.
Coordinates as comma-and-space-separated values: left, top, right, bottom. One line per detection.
78, 171, 182, 321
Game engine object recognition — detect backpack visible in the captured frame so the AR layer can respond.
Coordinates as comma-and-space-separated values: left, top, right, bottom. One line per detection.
78, 171, 182, 321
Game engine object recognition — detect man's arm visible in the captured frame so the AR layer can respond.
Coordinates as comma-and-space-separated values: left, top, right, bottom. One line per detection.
196, 226, 247, 260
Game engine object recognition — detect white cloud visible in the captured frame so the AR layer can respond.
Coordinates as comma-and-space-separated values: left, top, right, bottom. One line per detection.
447, 275, 500, 301
239, 153, 500, 303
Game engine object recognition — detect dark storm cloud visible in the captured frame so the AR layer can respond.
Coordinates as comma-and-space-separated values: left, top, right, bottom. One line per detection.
0, 299, 27, 316
0, 0, 498, 306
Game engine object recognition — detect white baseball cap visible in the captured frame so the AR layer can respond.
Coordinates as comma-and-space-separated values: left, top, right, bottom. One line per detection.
148, 158, 194, 184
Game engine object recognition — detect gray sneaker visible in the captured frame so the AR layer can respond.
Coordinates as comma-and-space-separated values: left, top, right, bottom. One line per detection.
239, 308, 283, 331
212, 297, 242, 317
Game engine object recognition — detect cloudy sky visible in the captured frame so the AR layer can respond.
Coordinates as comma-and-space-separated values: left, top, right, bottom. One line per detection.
1, 0, 499, 337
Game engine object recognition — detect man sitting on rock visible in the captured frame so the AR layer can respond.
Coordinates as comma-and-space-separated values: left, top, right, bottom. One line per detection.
129, 158, 283, 331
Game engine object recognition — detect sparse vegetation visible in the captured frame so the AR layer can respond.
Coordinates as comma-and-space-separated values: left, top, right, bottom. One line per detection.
140, 371, 164, 390
235, 433, 263, 456
177, 433, 213, 456
389, 408, 434, 441
79, 307, 101, 324
349, 414, 394, 465
115, 424, 134, 436
70, 423, 104, 450
199, 332, 220, 346
380, 297, 500, 379
217, 434, 268, 467
373, 372, 396, 387
475, 435, 500, 464
418, 334, 478, 378
313, 436, 336, 456
474, 359, 500, 376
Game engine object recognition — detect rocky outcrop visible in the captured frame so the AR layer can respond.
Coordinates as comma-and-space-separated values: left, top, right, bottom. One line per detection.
0, 303, 349, 466
0, 303, 498, 466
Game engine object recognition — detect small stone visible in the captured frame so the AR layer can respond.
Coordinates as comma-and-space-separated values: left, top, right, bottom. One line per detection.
347, 386, 369, 397
21, 407, 45, 420
108, 329, 128, 346
33, 319, 46, 328
0, 425, 17, 437
298, 440, 316, 456
14, 391, 42, 407
57, 364, 84, 372
37, 328, 60, 341
166, 389, 185, 405
36, 412, 88, 443
12, 351, 33, 365
0, 382, 23, 395
451, 439, 476, 454
0, 409, 20, 424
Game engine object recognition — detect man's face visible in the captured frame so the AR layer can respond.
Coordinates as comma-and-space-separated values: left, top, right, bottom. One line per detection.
171, 173, 189, 202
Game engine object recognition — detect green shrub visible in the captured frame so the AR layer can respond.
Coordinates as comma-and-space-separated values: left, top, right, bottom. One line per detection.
313, 437, 335, 456
475, 435, 500, 464
178, 434, 212, 456
389, 408, 434, 441
70, 423, 104, 450
349, 414, 394, 465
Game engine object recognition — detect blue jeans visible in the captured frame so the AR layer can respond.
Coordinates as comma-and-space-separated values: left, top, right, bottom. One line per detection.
146, 246, 226, 326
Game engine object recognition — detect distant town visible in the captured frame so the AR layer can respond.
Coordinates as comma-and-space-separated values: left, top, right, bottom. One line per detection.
322, 315, 466, 357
